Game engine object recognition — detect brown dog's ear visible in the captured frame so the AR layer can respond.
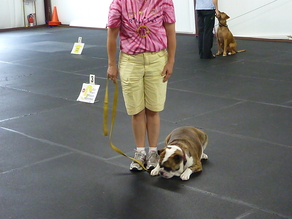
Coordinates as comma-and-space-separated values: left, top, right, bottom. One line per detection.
220, 12, 230, 20
222, 12, 230, 19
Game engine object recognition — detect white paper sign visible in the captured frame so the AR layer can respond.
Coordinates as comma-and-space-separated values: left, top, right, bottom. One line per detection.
71, 37, 84, 54
71, 43, 84, 54
77, 83, 100, 103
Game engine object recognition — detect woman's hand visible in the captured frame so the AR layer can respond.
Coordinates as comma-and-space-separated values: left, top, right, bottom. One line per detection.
162, 62, 174, 82
107, 65, 118, 84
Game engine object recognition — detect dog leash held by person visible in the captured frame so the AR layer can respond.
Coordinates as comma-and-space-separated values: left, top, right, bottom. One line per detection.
103, 78, 149, 171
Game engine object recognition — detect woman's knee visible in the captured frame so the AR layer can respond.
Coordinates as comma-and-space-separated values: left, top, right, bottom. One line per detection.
145, 108, 159, 117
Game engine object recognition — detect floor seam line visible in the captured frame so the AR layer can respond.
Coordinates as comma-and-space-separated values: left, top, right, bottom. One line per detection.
0, 152, 74, 175
0, 126, 144, 171
203, 128, 292, 149
0, 126, 107, 160
173, 101, 247, 123
0, 103, 82, 123
184, 185, 291, 219
168, 87, 292, 109
0, 85, 79, 102
235, 209, 257, 219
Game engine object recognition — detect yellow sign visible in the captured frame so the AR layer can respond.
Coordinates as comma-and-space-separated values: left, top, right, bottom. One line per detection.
71, 43, 84, 54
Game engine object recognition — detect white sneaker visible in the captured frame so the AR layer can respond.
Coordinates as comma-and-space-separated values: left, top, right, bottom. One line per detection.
146, 151, 159, 170
130, 151, 146, 171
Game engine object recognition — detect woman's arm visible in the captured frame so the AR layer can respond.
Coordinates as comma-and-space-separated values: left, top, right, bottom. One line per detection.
212, 0, 219, 15
107, 27, 119, 83
162, 22, 176, 82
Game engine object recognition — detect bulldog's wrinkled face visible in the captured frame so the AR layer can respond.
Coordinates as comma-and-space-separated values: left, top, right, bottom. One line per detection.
157, 146, 185, 179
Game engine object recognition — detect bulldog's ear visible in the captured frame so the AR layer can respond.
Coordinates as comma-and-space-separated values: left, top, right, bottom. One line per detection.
158, 149, 164, 155
173, 154, 183, 164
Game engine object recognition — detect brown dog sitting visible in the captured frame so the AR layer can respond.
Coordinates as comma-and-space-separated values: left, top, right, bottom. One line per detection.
216, 12, 245, 56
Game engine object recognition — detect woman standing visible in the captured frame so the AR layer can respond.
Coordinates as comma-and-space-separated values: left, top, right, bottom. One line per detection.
196, 0, 219, 59
107, 0, 176, 171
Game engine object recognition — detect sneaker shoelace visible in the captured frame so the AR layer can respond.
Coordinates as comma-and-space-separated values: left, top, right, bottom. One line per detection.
134, 152, 145, 163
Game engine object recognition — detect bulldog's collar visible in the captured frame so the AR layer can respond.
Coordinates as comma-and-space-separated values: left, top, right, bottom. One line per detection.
168, 145, 188, 165
182, 149, 187, 165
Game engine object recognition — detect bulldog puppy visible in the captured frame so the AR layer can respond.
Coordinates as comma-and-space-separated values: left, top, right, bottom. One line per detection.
151, 126, 208, 180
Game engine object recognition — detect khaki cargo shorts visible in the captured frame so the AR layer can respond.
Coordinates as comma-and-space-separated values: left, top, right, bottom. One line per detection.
119, 49, 168, 115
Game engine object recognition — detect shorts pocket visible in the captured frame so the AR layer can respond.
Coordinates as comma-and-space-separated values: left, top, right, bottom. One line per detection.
157, 49, 168, 57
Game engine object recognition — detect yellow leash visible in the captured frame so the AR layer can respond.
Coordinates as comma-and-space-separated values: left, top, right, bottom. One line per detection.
103, 78, 148, 171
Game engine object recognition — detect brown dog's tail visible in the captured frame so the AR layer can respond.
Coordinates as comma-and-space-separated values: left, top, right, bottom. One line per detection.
236, 49, 246, 53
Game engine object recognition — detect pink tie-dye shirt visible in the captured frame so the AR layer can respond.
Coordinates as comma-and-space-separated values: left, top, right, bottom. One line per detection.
107, 0, 176, 55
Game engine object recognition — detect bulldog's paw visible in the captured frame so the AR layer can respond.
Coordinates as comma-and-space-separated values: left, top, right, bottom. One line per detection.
201, 153, 208, 160
180, 168, 192, 180
150, 166, 160, 176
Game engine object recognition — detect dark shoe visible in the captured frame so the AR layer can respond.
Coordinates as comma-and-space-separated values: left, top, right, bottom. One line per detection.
203, 54, 216, 59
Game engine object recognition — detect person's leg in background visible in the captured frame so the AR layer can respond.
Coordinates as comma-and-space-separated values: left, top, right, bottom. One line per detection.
197, 10, 205, 59
202, 10, 215, 59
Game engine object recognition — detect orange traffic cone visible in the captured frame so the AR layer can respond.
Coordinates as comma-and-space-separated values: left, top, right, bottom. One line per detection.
48, 6, 61, 26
